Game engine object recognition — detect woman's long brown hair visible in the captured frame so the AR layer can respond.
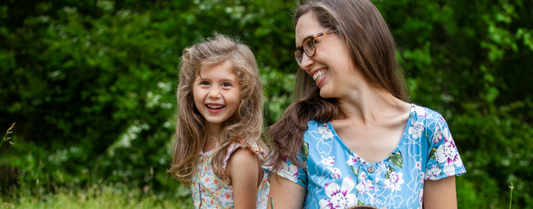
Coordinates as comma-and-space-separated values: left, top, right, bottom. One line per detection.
169, 33, 265, 184
267, 0, 408, 172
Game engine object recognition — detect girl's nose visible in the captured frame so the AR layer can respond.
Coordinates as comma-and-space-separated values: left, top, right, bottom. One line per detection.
208, 87, 221, 98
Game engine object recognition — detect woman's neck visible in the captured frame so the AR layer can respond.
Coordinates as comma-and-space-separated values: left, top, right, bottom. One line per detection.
336, 85, 409, 125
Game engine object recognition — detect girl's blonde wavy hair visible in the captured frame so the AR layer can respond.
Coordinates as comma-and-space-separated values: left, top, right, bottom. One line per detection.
169, 33, 265, 184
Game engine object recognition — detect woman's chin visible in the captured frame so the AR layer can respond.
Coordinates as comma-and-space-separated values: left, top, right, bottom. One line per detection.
318, 88, 334, 99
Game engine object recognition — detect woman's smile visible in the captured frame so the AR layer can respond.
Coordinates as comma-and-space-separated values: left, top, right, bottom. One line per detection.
312, 68, 328, 83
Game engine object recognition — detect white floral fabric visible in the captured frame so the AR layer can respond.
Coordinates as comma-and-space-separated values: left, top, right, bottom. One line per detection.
191, 139, 270, 209
276, 104, 466, 209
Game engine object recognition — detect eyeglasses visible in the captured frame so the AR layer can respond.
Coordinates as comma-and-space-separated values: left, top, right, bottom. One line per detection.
294, 29, 338, 66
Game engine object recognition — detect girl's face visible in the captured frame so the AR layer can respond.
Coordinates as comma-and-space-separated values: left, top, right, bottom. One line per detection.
295, 13, 360, 99
193, 61, 242, 132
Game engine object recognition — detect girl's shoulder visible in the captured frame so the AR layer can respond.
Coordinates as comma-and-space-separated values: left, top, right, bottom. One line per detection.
222, 139, 267, 169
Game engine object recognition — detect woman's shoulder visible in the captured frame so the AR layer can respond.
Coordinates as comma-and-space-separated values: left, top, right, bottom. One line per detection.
306, 120, 324, 129
409, 103, 446, 122
408, 104, 452, 140
303, 120, 330, 135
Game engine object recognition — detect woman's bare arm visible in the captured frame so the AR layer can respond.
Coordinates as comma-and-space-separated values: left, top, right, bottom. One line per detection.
423, 176, 457, 209
267, 173, 307, 209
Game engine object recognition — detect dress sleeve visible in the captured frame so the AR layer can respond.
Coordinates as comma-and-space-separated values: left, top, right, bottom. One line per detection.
424, 111, 467, 180
276, 155, 308, 188
222, 139, 267, 169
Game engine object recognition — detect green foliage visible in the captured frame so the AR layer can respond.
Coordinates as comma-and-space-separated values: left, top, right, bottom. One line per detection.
0, 0, 299, 200
0, 0, 532, 208
377, 0, 533, 207
0, 183, 192, 208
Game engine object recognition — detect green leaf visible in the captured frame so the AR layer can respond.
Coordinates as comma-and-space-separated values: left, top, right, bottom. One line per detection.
385, 166, 395, 179
388, 150, 403, 168
428, 147, 438, 160
357, 200, 365, 206
298, 178, 306, 185
300, 142, 309, 163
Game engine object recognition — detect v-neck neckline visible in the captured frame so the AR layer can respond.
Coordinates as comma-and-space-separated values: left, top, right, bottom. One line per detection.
327, 103, 415, 166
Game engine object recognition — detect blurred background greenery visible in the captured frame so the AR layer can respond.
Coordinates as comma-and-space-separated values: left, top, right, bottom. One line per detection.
0, 0, 532, 208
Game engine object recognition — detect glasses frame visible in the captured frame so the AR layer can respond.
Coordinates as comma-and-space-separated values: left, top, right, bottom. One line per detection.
294, 29, 339, 66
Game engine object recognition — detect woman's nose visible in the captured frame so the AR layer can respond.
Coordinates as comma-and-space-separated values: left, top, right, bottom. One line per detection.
300, 54, 314, 72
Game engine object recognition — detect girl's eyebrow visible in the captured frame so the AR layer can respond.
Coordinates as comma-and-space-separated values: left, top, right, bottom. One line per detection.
219, 78, 237, 82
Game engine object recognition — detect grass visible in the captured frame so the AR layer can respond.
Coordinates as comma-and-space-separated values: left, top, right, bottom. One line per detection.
1, 123, 15, 149
0, 184, 193, 209
1, 122, 195, 208
509, 182, 514, 209
1, 122, 193, 208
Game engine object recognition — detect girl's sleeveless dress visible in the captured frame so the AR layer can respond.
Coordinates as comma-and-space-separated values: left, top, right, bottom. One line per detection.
191, 139, 270, 209
276, 104, 466, 209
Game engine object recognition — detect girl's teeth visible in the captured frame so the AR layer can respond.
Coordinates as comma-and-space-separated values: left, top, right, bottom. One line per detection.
207, 105, 223, 109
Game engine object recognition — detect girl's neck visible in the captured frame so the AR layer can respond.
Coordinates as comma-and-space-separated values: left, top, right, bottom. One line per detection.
203, 124, 221, 152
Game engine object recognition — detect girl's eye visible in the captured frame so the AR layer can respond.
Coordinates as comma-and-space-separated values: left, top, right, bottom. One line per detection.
222, 82, 231, 87
200, 81, 209, 85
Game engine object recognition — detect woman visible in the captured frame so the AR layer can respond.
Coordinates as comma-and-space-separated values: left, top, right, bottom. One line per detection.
267, 0, 466, 208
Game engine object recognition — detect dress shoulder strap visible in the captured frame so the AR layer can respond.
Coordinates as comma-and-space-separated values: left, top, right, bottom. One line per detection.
222, 139, 267, 169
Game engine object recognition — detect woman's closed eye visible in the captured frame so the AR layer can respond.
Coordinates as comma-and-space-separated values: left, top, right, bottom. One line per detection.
305, 39, 314, 48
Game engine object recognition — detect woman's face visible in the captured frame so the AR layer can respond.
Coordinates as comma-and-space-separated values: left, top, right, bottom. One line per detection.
295, 13, 360, 99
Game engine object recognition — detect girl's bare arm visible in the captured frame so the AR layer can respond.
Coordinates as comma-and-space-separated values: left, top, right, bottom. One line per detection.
227, 148, 261, 209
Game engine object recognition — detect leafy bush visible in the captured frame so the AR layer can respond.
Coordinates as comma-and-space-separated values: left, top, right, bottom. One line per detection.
0, 0, 531, 208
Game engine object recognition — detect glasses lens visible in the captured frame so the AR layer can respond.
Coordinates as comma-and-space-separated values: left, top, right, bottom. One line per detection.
294, 49, 303, 66
302, 37, 315, 57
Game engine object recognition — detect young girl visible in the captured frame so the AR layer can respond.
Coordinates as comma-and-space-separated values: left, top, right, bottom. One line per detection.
169, 34, 269, 208
267, 0, 466, 208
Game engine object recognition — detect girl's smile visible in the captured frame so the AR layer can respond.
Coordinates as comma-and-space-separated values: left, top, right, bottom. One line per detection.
193, 61, 241, 131
206, 103, 225, 113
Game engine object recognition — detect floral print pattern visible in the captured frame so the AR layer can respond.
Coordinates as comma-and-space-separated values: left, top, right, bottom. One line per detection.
191, 139, 269, 209
319, 177, 358, 209
355, 172, 374, 194
278, 155, 299, 182
408, 120, 424, 139
276, 104, 466, 208
384, 171, 404, 191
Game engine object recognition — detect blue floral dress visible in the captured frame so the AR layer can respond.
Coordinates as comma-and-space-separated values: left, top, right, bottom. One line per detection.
276, 104, 466, 209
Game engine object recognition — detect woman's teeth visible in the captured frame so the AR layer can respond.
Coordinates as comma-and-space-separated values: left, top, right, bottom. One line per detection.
313, 69, 328, 82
